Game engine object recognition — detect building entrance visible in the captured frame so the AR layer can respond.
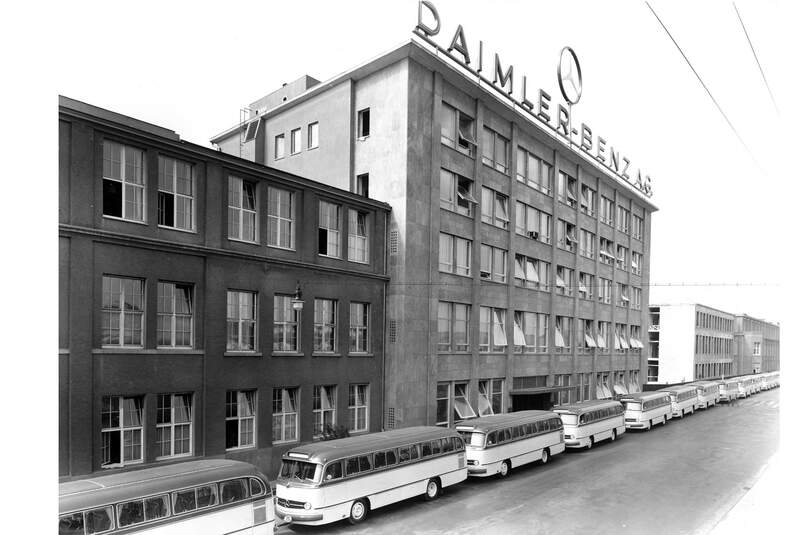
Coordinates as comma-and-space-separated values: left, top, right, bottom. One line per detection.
511, 393, 553, 411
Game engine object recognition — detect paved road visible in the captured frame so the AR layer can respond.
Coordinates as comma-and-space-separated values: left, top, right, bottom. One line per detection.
278, 388, 780, 535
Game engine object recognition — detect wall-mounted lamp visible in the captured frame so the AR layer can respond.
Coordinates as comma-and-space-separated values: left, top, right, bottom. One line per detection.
291, 282, 304, 311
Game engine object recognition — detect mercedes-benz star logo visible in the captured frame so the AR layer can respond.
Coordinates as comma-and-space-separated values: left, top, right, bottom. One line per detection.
557, 47, 582, 105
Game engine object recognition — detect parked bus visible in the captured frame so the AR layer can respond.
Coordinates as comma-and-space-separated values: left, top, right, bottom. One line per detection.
659, 385, 699, 418
455, 410, 565, 477
274, 426, 467, 526
59, 459, 275, 535
553, 400, 625, 449
686, 381, 720, 409
718, 379, 740, 402
619, 392, 672, 430
737, 376, 756, 398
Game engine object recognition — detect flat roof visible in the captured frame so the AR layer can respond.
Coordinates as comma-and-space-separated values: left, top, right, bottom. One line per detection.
552, 400, 622, 415
454, 410, 558, 431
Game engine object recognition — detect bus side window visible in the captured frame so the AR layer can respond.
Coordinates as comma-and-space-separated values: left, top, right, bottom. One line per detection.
173, 489, 197, 514
525, 423, 533, 435
399, 447, 410, 462
144, 495, 169, 521
324, 461, 343, 481
442, 438, 454, 452
486, 431, 496, 446
197, 485, 218, 508
359, 455, 372, 472
503, 428, 512, 441
386, 449, 398, 465
250, 478, 266, 497
374, 451, 387, 469
579, 414, 585, 425
117, 500, 145, 528
346, 457, 360, 475
431, 439, 442, 454
85, 506, 114, 534
220, 479, 248, 504
453, 436, 464, 450
409, 444, 420, 460
59, 513, 84, 535
512, 426, 521, 439
421, 441, 432, 457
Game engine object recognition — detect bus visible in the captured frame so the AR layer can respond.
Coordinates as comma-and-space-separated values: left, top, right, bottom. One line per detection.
686, 381, 720, 409
619, 392, 672, 430
455, 410, 565, 477
58, 459, 275, 535
737, 376, 756, 398
718, 379, 739, 402
659, 385, 699, 418
274, 426, 467, 526
553, 400, 625, 449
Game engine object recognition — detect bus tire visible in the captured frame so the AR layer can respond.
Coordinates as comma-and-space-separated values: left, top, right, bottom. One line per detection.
541, 448, 550, 464
611, 429, 617, 442
681, 409, 685, 419
348, 499, 368, 524
663, 415, 668, 425
424, 478, 441, 500
499, 460, 510, 478
586, 437, 594, 450
647, 420, 652, 430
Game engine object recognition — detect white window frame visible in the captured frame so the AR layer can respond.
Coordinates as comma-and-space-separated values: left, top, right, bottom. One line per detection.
308, 122, 319, 149
481, 127, 509, 174
318, 201, 341, 258
481, 186, 509, 229
267, 186, 295, 250
157, 155, 195, 231
580, 185, 596, 216
579, 272, 594, 300
516, 146, 552, 195
600, 197, 614, 226
557, 172, 578, 207
453, 382, 477, 422
156, 282, 193, 348
156, 393, 193, 459
226, 290, 257, 351
441, 102, 476, 156
228, 176, 258, 243
437, 301, 470, 352
272, 387, 298, 444
348, 384, 369, 433
102, 140, 146, 222
274, 134, 285, 160
347, 209, 369, 263
101, 395, 144, 468
479, 306, 508, 353
313, 385, 337, 438
439, 233, 472, 276
436, 382, 451, 426
273, 294, 300, 353
357, 108, 370, 139
313, 298, 338, 353
478, 379, 504, 416
349, 302, 370, 353
290, 128, 301, 155
480, 244, 507, 283
102, 276, 144, 348
579, 229, 596, 259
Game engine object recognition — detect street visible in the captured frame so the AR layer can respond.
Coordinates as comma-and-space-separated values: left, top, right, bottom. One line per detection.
278, 388, 780, 535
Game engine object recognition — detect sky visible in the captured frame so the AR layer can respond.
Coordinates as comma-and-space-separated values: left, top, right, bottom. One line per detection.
2, 0, 798, 520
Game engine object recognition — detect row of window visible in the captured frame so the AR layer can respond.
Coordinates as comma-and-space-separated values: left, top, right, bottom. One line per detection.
695, 335, 732, 356
274, 122, 319, 160
695, 311, 733, 332
694, 362, 734, 380
103, 141, 371, 263
102, 276, 372, 354
439, 103, 645, 240
101, 385, 369, 468
437, 301, 644, 354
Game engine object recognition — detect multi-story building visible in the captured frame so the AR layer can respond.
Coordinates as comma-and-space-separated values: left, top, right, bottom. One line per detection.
212, 36, 656, 426
59, 97, 390, 478
647, 304, 735, 385
734, 315, 780, 374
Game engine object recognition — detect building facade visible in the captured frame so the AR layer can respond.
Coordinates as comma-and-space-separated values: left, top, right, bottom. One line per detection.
59, 97, 390, 478
211, 39, 656, 427
647, 304, 735, 385
734, 314, 780, 374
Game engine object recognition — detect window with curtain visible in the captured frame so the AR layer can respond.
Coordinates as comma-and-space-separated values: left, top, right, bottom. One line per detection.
102, 140, 145, 222
348, 209, 369, 263
313, 385, 336, 438
156, 393, 192, 458
228, 176, 257, 242
273, 295, 299, 352
157, 282, 193, 348
102, 276, 144, 347
348, 384, 369, 432
318, 201, 341, 257
314, 298, 337, 352
101, 395, 144, 467
349, 302, 369, 353
479, 307, 507, 352
226, 291, 257, 351
226, 390, 256, 449
158, 156, 194, 230
272, 387, 298, 443
267, 186, 295, 249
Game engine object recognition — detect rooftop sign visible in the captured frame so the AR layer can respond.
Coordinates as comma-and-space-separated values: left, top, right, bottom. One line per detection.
414, 0, 653, 198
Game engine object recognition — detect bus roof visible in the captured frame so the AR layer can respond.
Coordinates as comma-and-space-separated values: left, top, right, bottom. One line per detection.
454, 410, 557, 432
657, 385, 698, 395
552, 400, 622, 415
59, 459, 264, 514
281, 426, 460, 464
619, 391, 670, 402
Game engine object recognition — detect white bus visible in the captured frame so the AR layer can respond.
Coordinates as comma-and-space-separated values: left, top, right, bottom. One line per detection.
686, 381, 720, 409
455, 410, 565, 477
553, 400, 625, 449
737, 376, 756, 398
619, 392, 672, 430
718, 379, 740, 402
659, 385, 699, 418
59, 459, 275, 535
274, 426, 467, 526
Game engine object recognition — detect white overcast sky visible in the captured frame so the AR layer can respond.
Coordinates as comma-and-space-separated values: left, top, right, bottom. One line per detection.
2, 0, 799, 512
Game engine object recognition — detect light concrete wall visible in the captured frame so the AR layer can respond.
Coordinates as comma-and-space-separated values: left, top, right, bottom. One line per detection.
658, 304, 695, 383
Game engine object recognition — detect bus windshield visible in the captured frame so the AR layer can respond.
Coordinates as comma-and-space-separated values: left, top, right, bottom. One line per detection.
623, 401, 642, 411
279, 460, 321, 483
458, 431, 486, 448
558, 414, 578, 426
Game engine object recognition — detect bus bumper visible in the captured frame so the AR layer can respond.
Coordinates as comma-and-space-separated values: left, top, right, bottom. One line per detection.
467, 466, 489, 475
276, 508, 324, 524
625, 422, 647, 429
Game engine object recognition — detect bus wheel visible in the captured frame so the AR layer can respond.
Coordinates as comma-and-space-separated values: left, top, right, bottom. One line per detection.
663, 415, 668, 425
681, 409, 685, 419
611, 430, 617, 442
647, 420, 652, 430
424, 478, 441, 500
499, 460, 510, 478
586, 437, 594, 450
348, 499, 368, 524
541, 449, 550, 464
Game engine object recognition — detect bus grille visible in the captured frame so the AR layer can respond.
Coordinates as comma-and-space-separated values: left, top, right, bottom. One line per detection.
625, 418, 636, 422
277, 498, 306, 509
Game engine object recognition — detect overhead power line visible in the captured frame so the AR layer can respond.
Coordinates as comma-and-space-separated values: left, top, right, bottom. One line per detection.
645, 2, 765, 175
733, 2, 779, 114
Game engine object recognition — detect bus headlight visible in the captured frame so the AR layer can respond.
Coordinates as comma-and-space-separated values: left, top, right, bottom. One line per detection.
304, 502, 312, 510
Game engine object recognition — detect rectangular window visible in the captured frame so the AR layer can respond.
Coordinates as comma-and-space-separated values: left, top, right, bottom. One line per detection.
617, 283, 630, 308
579, 319, 597, 352
632, 287, 642, 310
308, 122, 319, 149
514, 254, 548, 290
349, 302, 369, 353
158, 156, 194, 231
516, 146, 552, 195
272, 388, 298, 443
102, 276, 144, 347
228, 176, 257, 242
480, 244, 507, 283
513, 311, 548, 353
348, 384, 369, 432
436, 383, 451, 426
290, 128, 301, 154
357, 108, 370, 138
579, 272, 594, 300
348, 210, 369, 263
226, 290, 257, 351
580, 185, 596, 216
555, 375, 571, 405
481, 127, 509, 174
101, 395, 144, 467
515, 201, 551, 243
440, 169, 476, 217
597, 321, 610, 351
598, 278, 612, 304
599, 237, 615, 265
600, 196, 614, 226
555, 316, 572, 350
630, 325, 642, 350
267, 187, 295, 249
156, 393, 192, 458
632, 214, 644, 240
557, 220, 577, 252
157, 282, 193, 348
318, 201, 341, 257
273, 295, 299, 352
453, 382, 477, 422
441, 102, 476, 156
579, 229, 596, 259
556, 266, 574, 296
437, 301, 470, 352
274, 134, 285, 160
439, 233, 471, 276
102, 140, 145, 221
314, 298, 337, 352
631, 251, 643, 275
478, 379, 504, 416
313, 385, 336, 438
557, 172, 578, 207
481, 187, 509, 229
616, 245, 628, 271
356, 173, 369, 198
615, 324, 630, 350
617, 205, 631, 234
479, 306, 508, 352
